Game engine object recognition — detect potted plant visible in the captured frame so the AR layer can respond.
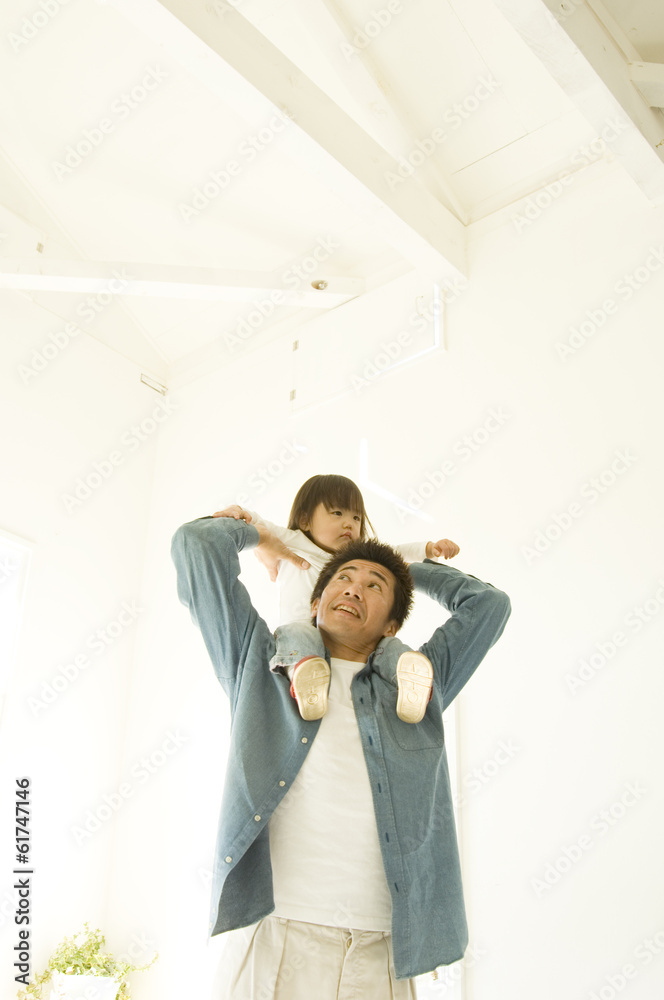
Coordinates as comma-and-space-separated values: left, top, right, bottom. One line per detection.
17, 923, 156, 1000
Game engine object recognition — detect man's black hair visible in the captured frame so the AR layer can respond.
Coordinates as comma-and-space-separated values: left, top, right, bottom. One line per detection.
310, 538, 414, 629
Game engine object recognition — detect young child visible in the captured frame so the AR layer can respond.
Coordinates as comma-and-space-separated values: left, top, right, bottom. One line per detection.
214, 474, 459, 723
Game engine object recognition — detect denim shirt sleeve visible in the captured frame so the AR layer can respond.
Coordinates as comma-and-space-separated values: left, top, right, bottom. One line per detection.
410, 560, 511, 710
171, 516, 271, 697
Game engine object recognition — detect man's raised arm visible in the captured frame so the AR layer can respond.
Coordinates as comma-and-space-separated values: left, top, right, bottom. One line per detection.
411, 560, 511, 710
171, 515, 311, 694
171, 515, 271, 695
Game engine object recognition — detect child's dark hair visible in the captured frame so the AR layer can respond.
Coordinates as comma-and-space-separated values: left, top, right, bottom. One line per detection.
310, 538, 414, 630
287, 475, 374, 542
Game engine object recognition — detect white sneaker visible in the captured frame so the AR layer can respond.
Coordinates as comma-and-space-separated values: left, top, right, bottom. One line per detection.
290, 657, 330, 721
396, 652, 433, 724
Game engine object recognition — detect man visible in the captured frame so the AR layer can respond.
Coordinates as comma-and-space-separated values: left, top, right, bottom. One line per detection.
171, 511, 511, 998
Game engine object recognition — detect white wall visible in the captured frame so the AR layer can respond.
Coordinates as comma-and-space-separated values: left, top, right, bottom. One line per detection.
0, 296, 171, 998
3, 156, 663, 1000
110, 161, 664, 1000
444, 164, 664, 1000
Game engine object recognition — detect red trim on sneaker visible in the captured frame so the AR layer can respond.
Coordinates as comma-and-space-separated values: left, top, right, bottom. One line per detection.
289, 656, 330, 721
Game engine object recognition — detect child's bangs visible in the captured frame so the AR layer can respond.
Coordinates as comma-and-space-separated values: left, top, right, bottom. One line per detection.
322, 476, 365, 516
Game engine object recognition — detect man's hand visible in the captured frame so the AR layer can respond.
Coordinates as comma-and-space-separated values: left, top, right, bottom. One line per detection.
254, 522, 310, 582
426, 538, 460, 560
213, 505, 253, 522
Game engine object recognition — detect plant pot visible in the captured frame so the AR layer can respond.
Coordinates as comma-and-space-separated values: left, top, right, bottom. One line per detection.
48, 972, 120, 1000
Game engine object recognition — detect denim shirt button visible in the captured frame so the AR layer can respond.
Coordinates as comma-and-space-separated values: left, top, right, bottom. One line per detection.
301, 737, 308, 744
279, 780, 286, 786
254, 815, 261, 822
225, 856, 232, 863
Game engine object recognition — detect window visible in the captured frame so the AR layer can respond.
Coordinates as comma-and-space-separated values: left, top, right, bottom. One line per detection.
0, 529, 32, 724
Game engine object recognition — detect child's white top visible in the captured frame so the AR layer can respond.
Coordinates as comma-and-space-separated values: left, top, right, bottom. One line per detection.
247, 510, 428, 624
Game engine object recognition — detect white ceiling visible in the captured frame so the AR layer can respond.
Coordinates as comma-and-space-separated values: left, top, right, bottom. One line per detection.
602, 0, 664, 62
1, 0, 663, 385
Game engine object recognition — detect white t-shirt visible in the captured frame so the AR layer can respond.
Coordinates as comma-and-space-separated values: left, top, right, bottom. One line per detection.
268, 657, 392, 931
247, 510, 428, 624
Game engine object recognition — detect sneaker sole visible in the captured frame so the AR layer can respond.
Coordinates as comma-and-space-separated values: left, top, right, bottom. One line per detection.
396, 652, 433, 724
291, 657, 330, 721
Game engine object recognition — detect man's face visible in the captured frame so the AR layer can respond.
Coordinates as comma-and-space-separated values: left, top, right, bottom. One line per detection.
311, 559, 398, 660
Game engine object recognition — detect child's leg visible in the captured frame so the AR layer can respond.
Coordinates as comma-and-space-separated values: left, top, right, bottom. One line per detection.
270, 622, 329, 721
269, 621, 326, 676
372, 636, 433, 724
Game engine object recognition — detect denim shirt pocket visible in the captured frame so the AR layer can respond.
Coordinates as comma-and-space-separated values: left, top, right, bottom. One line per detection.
384, 706, 445, 751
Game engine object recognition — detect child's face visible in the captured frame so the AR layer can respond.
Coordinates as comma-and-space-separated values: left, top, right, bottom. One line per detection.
299, 502, 362, 552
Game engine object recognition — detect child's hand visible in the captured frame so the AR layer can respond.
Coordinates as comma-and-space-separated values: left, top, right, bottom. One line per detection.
426, 538, 460, 560
213, 505, 253, 522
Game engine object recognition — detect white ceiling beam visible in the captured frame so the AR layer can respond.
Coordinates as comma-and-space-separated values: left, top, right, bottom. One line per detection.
628, 62, 664, 109
106, 0, 466, 279
495, 0, 664, 203
0, 146, 86, 260
0, 147, 174, 377
307, 0, 469, 223
0, 258, 364, 308
585, 0, 642, 63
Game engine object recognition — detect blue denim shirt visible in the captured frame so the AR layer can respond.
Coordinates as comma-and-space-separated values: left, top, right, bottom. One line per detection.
171, 516, 511, 980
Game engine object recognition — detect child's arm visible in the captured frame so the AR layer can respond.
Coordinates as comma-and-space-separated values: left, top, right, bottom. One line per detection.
213, 506, 310, 581
425, 539, 460, 560
395, 538, 460, 563
213, 505, 295, 544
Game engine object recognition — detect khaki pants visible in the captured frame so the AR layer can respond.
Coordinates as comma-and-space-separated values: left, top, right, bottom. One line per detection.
213, 915, 418, 1000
